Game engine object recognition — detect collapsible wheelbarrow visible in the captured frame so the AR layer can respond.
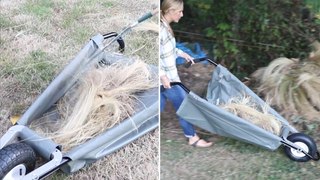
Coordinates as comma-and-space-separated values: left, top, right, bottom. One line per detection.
0, 11, 158, 180
171, 58, 319, 162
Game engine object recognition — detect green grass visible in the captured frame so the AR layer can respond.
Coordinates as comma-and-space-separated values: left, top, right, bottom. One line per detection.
61, 0, 103, 28
23, 0, 55, 20
0, 50, 58, 93
0, 16, 13, 29
217, 136, 264, 154
78, 0, 100, 7
161, 139, 193, 161
101, 1, 114, 8
0, 37, 5, 47
62, 5, 86, 28
72, 26, 91, 44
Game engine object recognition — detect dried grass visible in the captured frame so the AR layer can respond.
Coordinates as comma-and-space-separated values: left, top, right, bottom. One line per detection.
297, 73, 320, 109
261, 57, 297, 84
31, 59, 157, 151
134, 21, 159, 33
309, 41, 320, 64
251, 41, 320, 121
252, 58, 294, 108
220, 96, 282, 135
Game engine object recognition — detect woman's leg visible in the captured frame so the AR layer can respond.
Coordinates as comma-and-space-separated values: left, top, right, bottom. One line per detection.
160, 85, 195, 137
160, 87, 167, 112
161, 85, 213, 147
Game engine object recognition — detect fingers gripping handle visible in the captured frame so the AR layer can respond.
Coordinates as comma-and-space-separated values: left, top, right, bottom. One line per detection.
185, 57, 218, 68
185, 57, 207, 68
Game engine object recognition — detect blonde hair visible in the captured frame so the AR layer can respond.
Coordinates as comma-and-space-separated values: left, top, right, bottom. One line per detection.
160, 0, 184, 35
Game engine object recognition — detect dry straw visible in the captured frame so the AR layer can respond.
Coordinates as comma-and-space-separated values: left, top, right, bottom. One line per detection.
251, 41, 320, 121
32, 59, 157, 151
220, 96, 282, 135
134, 21, 159, 33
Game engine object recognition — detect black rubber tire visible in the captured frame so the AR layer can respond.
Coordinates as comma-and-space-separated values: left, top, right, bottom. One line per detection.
284, 133, 317, 162
0, 143, 36, 179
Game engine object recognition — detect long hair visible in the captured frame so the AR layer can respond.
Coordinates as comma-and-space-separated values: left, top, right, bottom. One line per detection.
160, 0, 184, 36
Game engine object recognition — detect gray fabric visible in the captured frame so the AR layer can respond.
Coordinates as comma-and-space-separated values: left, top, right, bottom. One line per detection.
7, 34, 159, 174
18, 34, 106, 125
177, 65, 297, 150
61, 96, 158, 173
18, 126, 60, 160
206, 65, 295, 130
61, 88, 158, 173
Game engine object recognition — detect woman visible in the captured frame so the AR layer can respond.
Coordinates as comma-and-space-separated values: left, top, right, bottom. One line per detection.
160, 0, 212, 148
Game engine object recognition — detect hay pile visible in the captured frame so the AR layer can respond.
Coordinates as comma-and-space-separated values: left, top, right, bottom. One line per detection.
251, 41, 320, 121
32, 59, 157, 151
220, 96, 282, 135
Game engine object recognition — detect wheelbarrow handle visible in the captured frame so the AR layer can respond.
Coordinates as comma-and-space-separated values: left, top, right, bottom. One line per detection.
185, 57, 218, 68
162, 57, 218, 93
138, 9, 159, 23
103, 9, 158, 51
102, 32, 125, 52
160, 82, 190, 94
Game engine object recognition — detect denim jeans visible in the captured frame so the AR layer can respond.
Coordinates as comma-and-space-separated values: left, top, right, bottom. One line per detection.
160, 85, 196, 138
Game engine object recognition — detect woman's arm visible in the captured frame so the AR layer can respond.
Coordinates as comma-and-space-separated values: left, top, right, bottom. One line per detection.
176, 48, 194, 64
160, 74, 171, 88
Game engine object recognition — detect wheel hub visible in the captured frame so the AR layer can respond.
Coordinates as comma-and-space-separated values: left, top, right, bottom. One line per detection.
3, 164, 26, 180
291, 142, 309, 158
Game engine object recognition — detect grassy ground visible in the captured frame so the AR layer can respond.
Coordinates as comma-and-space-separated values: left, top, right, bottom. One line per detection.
0, 0, 158, 179
160, 64, 320, 180
161, 130, 320, 180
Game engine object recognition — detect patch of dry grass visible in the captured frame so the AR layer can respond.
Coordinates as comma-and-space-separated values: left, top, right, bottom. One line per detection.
251, 42, 320, 122
220, 96, 282, 135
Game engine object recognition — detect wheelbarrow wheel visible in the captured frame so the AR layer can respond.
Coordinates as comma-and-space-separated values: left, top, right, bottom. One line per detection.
284, 133, 317, 162
0, 143, 36, 179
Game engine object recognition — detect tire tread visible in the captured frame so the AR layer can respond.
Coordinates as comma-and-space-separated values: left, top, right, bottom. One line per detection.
0, 143, 36, 179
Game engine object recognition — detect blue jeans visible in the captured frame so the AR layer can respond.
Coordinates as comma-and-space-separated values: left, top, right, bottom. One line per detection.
160, 85, 196, 138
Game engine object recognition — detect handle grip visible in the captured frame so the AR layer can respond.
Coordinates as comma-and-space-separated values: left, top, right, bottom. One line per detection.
138, 12, 152, 23
137, 9, 159, 23
160, 82, 190, 93
184, 57, 218, 68
184, 57, 208, 68
103, 32, 125, 52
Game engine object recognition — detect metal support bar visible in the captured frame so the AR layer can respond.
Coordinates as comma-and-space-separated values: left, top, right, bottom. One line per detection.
0, 125, 24, 149
24, 149, 68, 180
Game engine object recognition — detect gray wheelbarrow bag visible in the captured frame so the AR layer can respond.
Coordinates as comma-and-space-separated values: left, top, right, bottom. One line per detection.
0, 34, 158, 177
177, 64, 297, 151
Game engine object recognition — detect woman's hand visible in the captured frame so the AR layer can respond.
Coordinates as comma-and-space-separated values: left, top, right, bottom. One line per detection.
160, 75, 171, 89
180, 52, 194, 64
